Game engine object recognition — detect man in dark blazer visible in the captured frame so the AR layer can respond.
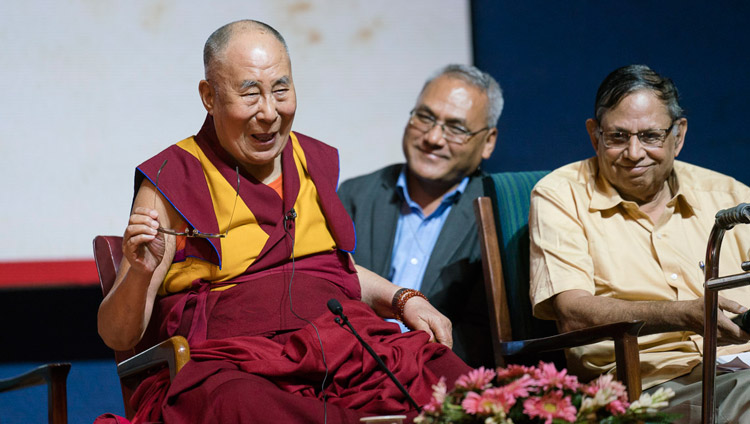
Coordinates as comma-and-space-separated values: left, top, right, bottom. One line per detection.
338, 64, 502, 367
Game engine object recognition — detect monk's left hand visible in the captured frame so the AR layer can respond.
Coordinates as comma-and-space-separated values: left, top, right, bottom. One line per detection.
402, 297, 453, 348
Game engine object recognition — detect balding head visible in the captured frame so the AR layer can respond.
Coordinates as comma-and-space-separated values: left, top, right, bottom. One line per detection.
203, 20, 290, 80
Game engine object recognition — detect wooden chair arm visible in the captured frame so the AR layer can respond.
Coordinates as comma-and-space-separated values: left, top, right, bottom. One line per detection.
500, 320, 644, 401
117, 335, 190, 382
0, 362, 71, 424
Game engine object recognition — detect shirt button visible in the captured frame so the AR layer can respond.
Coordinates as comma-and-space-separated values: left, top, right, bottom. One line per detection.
670, 273, 678, 280
410, 258, 418, 265
656, 233, 663, 239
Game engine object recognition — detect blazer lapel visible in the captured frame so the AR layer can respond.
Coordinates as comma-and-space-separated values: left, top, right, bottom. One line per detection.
420, 175, 482, 296
371, 172, 402, 278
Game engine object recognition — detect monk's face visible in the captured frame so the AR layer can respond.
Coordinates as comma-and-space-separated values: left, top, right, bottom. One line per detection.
200, 30, 297, 176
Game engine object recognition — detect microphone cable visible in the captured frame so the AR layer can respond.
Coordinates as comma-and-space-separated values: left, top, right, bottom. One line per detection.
284, 208, 330, 423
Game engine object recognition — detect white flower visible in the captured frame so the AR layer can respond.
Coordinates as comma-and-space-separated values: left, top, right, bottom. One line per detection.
628, 387, 675, 414
484, 413, 513, 424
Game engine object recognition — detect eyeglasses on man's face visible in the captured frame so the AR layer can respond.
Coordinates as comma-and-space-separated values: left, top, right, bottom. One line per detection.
153, 159, 239, 239
408, 109, 490, 145
597, 122, 677, 150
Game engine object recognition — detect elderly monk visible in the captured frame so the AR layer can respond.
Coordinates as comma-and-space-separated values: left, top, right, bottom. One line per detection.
529, 64, 750, 423
97, 19, 470, 424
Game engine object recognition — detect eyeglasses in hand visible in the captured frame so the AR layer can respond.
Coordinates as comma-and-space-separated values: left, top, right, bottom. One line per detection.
153, 159, 239, 239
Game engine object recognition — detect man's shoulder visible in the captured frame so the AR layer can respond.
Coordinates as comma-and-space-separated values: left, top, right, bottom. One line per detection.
534, 158, 594, 193
339, 164, 402, 194
674, 160, 749, 193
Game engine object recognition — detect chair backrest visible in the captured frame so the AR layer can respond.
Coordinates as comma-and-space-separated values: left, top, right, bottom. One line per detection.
92, 235, 137, 418
93, 235, 190, 420
475, 171, 564, 367
93, 236, 123, 298
483, 171, 556, 341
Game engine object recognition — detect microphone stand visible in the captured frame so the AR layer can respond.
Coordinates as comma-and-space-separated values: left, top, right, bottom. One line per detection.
702, 203, 750, 424
329, 301, 421, 412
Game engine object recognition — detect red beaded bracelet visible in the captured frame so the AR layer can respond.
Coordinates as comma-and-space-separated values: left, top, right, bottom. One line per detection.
391, 288, 428, 322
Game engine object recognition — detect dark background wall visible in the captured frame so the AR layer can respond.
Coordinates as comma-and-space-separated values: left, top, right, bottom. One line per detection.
472, 1, 750, 186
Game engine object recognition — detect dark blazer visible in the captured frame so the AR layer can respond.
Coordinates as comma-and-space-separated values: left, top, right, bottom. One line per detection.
337, 164, 493, 368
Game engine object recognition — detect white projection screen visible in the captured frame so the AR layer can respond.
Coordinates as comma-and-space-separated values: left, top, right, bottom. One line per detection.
0, 1, 471, 263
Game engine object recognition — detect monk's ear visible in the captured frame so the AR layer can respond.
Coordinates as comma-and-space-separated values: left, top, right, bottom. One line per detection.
199, 80, 215, 115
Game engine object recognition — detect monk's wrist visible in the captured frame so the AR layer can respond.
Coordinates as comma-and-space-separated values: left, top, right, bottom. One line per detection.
391, 288, 428, 322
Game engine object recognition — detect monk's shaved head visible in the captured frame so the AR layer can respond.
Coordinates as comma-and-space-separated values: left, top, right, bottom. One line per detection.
203, 20, 289, 80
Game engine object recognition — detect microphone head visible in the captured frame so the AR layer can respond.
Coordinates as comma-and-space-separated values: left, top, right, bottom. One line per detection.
327, 298, 344, 316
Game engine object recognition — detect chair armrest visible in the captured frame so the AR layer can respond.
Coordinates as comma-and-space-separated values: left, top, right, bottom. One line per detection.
500, 320, 644, 401
499, 320, 643, 356
0, 363, 71, 424
0, 362, 70, 392
117, 336, 190, 381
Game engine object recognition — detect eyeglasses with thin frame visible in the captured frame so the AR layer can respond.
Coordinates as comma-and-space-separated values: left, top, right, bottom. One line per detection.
597, 121, 677, 149
153, 159, 240, 239
408, 109, 491, 145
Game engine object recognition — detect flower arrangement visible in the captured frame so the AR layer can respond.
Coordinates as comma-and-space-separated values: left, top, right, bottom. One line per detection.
415, 362, 679, 424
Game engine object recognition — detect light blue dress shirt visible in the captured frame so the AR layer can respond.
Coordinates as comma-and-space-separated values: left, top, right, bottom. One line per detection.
388, 166, 469, 332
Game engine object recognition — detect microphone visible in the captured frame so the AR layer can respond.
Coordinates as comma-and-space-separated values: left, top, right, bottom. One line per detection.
326, 298, 343, 315
732, 310, 750, 333
715, 203, 750, 230
326, 298, 421, 412
284, 208, 297, 232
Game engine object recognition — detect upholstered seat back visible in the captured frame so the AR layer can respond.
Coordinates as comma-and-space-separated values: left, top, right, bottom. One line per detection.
482, 171, 557, 342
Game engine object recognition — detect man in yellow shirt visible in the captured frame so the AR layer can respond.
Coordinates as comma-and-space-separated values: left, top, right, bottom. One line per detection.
529, 64, 750, 422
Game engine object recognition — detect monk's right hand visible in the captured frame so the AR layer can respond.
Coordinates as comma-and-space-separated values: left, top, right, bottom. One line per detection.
123, 207, 166, 274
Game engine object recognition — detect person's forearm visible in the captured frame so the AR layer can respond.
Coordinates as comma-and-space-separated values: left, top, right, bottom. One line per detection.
356, 264, 399, 319
97, 263, 158, 350
553, 290, 701, 336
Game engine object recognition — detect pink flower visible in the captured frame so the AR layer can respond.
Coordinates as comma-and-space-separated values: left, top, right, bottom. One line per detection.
606, 399, 628, 415
498, 374, 533, 399
422, 376, 447, 413
461, 390, 507, 415
587, 374, 626, 397
533, 361, 579, 392
583, 374, 629, 415
455, 366, 497, 390
484, 387, 517, 410
495, 363, 532, 381
523, 391, 577, 424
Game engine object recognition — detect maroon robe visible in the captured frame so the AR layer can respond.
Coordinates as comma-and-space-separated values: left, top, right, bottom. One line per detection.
96, 118, 471, 424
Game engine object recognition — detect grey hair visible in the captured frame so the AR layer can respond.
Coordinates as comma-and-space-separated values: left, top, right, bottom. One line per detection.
594, 64, 683, 122
203, 20, 289, 79
421, 64, 504, 128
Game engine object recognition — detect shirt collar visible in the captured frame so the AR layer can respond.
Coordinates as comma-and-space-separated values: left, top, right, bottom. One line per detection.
587, 158, 699, 213
396, 165, 469, 207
